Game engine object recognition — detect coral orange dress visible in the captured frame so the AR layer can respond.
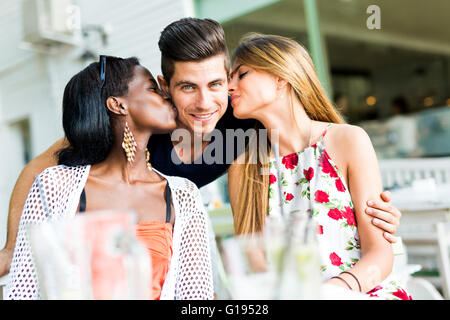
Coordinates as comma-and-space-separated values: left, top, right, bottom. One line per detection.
135, 222, 173, 299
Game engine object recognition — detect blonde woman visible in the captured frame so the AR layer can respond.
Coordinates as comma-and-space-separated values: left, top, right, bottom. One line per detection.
227, 33, 411, 300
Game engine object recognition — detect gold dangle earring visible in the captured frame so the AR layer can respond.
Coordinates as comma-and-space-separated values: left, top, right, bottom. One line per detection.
122, 121, 137, 163
145, 148, 152, 172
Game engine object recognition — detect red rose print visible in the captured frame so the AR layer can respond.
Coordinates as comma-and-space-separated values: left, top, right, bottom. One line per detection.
319, 153, 338, 178
269, 174, 277, 185
367, 286, 382, 294
335, 178, 346, 192
393, 288, 412, 300
342, 206, 356, 226
329, 252, 342, 266
285, 193, 294, 201
303, 167, 314, 181
367, 285, 382, 297
328, 208, 343, 220
317, 225, 323, 234
281, 153, 299, 170
314, 190, 329, 203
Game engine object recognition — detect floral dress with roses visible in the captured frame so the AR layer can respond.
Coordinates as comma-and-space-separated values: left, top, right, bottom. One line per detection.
268, 123, 412, 300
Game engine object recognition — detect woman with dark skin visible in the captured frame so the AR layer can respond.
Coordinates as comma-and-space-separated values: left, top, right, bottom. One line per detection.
6, 56, 214, 300
78, 58, 178, 222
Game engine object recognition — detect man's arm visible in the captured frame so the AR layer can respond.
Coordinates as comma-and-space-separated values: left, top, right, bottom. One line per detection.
0, 138, 67, 277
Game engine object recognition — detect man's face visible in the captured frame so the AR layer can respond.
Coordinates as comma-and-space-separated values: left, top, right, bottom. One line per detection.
159, 54, 229, 137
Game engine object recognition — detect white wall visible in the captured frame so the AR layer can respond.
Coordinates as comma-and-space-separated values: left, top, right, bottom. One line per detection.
0, 0, 192, 248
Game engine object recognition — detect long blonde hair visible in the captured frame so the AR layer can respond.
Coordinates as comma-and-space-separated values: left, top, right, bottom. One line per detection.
232, 33, 345, 235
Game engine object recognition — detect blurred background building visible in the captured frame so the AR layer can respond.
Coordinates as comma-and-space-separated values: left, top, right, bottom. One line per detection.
0, 0, 449, 298
209, 0, 450, 159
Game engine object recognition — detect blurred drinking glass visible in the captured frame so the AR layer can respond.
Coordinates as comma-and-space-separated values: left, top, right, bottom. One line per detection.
221, 213, 322, 299
28, 210, 150, 300
268, 213, 322, 300
221, 232, 275, 299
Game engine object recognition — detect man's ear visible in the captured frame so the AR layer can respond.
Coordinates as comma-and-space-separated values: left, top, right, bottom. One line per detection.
157, 75, 170, 97
106, 97, 128, 115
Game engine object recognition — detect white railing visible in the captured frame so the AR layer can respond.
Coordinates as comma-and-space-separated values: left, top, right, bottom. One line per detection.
379, 157, 450, 189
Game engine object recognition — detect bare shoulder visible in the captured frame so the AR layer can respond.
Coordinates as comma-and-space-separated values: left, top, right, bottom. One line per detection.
328, 123, 369, 138
320, 123, 375, 182
326, 123, 372, 150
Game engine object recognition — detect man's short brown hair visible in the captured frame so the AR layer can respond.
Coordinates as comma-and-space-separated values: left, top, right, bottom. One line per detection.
158, 18, 230, 84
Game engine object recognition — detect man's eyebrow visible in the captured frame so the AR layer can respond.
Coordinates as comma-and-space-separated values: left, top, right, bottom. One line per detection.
173, 78, 226, 87
230, 64, 243, 78
209, 77, 227, 84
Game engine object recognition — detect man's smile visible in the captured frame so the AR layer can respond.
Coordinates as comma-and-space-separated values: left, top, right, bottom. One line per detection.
189, 110, 219, 122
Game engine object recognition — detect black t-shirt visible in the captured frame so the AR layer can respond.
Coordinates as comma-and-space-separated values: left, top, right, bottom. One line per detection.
147, 100, 256, 188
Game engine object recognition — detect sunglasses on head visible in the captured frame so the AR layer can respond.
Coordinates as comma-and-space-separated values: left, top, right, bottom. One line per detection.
99, 55, 106, 87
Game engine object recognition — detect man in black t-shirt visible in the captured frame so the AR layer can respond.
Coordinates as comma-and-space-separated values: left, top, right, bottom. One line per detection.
149, 18, 256, 188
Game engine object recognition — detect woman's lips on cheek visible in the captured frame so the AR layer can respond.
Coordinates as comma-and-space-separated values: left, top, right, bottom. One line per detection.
230, 95, 240, 105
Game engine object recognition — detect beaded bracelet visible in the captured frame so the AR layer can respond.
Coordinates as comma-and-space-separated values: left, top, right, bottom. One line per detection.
341, 271, 362, 292
330, 276, 352, 290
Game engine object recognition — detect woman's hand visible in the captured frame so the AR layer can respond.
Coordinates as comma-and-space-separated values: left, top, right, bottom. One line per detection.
366, 190, 402, 243
0, 247, 13, 277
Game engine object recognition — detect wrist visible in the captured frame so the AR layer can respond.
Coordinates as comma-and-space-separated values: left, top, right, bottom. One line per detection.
1, 246, 13, 254
328, 276, 352, 290
326, 277, 350, 289
0, 248, 14, 275
339, 271, 362, 292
